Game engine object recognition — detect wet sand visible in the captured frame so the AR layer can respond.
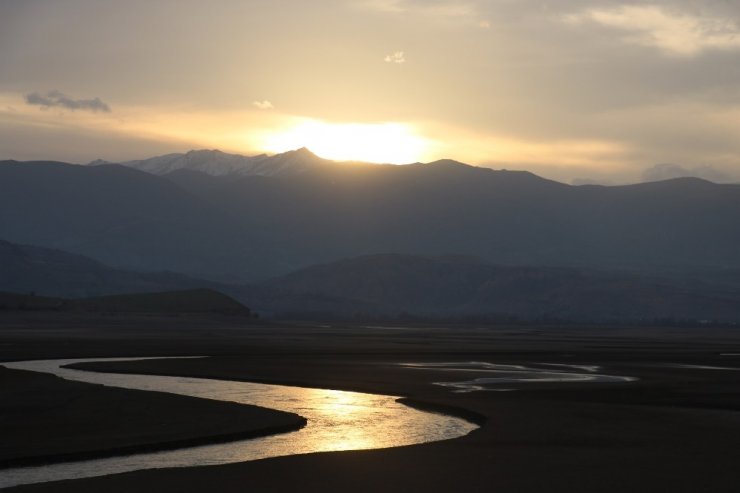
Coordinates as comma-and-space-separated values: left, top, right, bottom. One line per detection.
2, 312, 740, 492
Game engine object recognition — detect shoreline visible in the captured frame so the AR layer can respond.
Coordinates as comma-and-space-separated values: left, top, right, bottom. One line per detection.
0, 419, 306, 471
0, 365, 306, 473
3, 321, 740, 492
68, 360, 489, 427
1, 359, 482, 472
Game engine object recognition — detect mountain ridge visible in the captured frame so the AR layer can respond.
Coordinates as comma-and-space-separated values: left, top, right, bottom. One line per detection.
3, 155, 740, 283
83, 148, 738, 186
92, 148, 566, 182
266, 253, 740, 322
3, 240, 740, 323
92, 147, 342, 178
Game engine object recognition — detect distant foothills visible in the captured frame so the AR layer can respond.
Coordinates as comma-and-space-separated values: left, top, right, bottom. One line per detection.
2, 149, 740, 324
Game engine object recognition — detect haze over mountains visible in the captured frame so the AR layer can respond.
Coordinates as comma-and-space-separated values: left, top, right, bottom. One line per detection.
267, 254, 740, 322
3, 239, 740, 322
90, 148, 335, 178
2, 148, 740, 322
0, 238, 197, 298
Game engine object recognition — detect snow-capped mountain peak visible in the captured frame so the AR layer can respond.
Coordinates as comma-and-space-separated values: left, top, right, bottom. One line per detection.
106, 148, 332, 177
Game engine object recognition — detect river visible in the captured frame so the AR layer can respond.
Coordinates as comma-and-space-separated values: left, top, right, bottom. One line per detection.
0, 357, 478, 489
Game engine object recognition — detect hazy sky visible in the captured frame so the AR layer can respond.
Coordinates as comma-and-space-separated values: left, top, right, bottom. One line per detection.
2, 0, 740, 183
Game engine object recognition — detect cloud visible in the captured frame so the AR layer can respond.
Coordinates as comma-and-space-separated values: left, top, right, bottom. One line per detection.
384, 51, 406, 64
25, 90, 111, 113
253, 100, 274, 110
564, 5, 740, 57
642, 163, 735, 183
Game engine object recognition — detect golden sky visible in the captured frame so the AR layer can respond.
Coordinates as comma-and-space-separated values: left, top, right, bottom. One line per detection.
2, 1, 740, 183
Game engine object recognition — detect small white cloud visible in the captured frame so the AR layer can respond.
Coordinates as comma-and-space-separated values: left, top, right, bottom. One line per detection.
384, 51, 406, 64
253, 100, 274, 110
564, 5, 740, 57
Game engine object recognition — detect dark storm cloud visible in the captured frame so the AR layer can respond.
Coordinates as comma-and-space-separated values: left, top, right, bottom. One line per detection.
25, 90, 111, 113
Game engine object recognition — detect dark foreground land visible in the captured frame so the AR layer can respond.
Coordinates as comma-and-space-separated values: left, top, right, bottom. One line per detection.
0, 367, 304, 468
2, 312, 740, 492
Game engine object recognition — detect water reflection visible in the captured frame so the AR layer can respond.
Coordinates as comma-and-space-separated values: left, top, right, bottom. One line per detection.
400, 361, 636, 392
0, 358, 477, 489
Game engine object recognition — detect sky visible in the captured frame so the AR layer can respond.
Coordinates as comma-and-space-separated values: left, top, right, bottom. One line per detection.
2, 0, 740, 184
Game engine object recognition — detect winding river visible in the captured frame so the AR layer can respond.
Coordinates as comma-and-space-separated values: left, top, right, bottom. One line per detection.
0, 358, 478, 489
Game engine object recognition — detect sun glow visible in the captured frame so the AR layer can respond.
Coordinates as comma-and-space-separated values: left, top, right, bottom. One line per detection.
260, 120, 431, 164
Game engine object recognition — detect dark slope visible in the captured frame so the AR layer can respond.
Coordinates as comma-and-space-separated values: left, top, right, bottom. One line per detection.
0, 161, 274, 281
164, 160, 740, 275
69, 288, 251, 314
0, 239, 200, 297
267, 254, 740, 322
0, 239, 366, 317
0, 292, 62, 311
4, 156, 740, 282
164, 160, 578, 272
3, 239, 740, 322
0, 288, 250, 315
564, 177, 740, 269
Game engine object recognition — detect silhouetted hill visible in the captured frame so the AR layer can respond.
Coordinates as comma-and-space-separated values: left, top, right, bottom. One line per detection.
0, 160, 277, 281
0, 239, 368, 318
0, 289, 251, 315
0, 238, 206, 297
69, 289, 250, 314
267, 254, 740, 322
0, 291, 63, 311
161, 157, 740, 276
3, 239, 740, 322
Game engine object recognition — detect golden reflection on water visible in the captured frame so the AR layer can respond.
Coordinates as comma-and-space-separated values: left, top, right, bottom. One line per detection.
318, 428, 378, 452
319, 388, 364, 415
304, 388, 384, 451
0, 358, 478, 489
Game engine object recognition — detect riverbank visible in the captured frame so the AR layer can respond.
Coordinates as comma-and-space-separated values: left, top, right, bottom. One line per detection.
0, 366, 305, 468
2, 313, 740, 492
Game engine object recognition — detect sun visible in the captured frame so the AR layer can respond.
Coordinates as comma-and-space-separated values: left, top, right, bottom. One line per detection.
260, 119, 431, 164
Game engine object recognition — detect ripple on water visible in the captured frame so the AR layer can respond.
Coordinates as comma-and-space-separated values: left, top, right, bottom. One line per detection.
399, 361, 637, 392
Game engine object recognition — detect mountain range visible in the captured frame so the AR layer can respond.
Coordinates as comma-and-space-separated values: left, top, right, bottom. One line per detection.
2, 239, 740, 322
2, 148, 740, 322
90, 147, 344, 177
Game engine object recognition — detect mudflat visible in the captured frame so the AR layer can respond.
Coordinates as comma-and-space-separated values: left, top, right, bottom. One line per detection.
0, 366, 304, 468
2, 312, 740, 492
